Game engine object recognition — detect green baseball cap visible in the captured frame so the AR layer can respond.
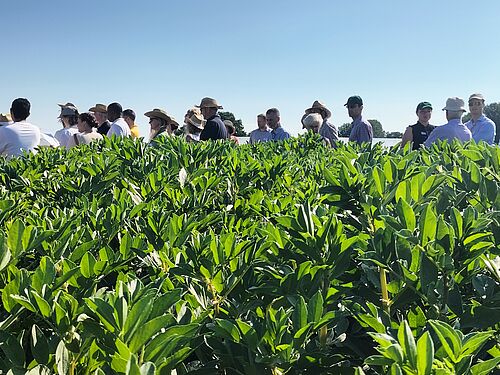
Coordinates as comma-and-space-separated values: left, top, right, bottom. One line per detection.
344, 96, 363, 107
416, 101, 432, 113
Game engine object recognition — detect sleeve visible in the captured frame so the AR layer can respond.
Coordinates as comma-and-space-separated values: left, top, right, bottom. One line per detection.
249, 131, 255, 144
107, 124, 123, 137
424, 128, 438, 147
480, 121, 495, 144
358, 123, 371, 143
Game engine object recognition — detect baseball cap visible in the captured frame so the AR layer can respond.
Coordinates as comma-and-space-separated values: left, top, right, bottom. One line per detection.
416, 101, 433, 113
344, 96, 363, 107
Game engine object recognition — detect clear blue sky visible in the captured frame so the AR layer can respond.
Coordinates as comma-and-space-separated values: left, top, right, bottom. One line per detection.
2, 0, 500, 137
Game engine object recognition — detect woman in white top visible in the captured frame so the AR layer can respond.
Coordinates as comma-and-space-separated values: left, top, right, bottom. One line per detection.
144, 108, 179, 147
54, 104, 80, 148
68, 112, 103, 147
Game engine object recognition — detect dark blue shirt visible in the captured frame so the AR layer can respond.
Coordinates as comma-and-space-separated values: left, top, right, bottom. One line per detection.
200, 114, 228, 141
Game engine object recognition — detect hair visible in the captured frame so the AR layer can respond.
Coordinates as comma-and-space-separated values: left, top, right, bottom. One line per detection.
79, 112, 99, 128
11, 98, 30, 121
447, 110, 463, 120
266, 108, 280, 117
123, 109, 136, 121
108, 102, 123, 117
302, 113, 323, 129
257, 113, 266, 120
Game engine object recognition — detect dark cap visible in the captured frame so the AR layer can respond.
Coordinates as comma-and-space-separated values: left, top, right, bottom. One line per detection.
344, 96, 363, 107
416, 101, 432, 113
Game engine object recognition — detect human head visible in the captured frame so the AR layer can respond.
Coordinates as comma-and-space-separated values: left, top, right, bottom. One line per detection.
185, 112, 204, 134
416, 101, 432, 125
123, 109, 136, 127
196, 97, 222, 120
78, 112, 98, 132
10, 98, 30, 121
59, 106, 79, 126
224, 120, 235, 135
442, 97, 466, 121
265, 108, 280, 130
89, 104, 108, 124
107, 102, 122, 122
184, 107, 201, 123
344, 96, 363, 119
302, 113, 323, 133
144, 108, 177, 137
257, 114, 267, 130
468, 93, 485, 118
0, 113, 13, 125
305, 100, 331, 120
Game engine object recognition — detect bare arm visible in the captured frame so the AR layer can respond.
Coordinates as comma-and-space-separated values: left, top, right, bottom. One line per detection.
400, 126, 413, 149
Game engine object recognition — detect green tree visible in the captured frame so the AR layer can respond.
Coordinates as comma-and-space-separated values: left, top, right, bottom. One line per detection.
338, 123, 352, 137
368, 119, 385, 138
385, 131, 403, 138
219, 111, 247, 136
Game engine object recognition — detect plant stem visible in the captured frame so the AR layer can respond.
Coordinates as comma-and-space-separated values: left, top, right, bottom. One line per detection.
379, 267, 390, 314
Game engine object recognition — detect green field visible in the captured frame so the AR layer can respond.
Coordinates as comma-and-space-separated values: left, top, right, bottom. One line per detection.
0, 135, 499, 374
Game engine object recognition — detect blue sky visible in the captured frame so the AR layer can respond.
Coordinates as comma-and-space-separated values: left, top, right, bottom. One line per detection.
2, 0, 500, 137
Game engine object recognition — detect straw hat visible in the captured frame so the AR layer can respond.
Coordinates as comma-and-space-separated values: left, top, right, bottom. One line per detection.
305, 100, 331, 119
89, 104, 107, 113
186, 113, 204, 130
0, 113, 12, 123
144, 108, 179, 130
196, 97, 223, 109
58, 102, 77, 109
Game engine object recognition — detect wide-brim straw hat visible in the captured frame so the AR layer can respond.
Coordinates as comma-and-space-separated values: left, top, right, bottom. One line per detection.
305, 100, 331, 119
186, 113, 205, 130
89, 104, 107, 113
144, 108, 179, 130
195, 97, 223, 109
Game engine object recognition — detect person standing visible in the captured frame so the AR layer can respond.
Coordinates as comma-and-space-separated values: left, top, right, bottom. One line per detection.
89, 104, 111, 136
106, 102, 131, 137
68, 112, 103, 147
424, 97, 472, 147
302, 113, 331, 147
303, 100, 338, 146
54, 104, 79, 148
123, 109, 140, 138
249, 114, 271, 144
401, 102, 435, 150
344, 96, 373, 144
266, 108, 290, 141
144, 108, 178, 146
0, 98, 41, 157
197, 97, 228, 141
464, 93, 495, 144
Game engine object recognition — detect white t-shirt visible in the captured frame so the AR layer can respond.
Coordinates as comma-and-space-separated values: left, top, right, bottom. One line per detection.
54, 125, 79, 148
107, 118, 131, 137
0, 121, 41, 157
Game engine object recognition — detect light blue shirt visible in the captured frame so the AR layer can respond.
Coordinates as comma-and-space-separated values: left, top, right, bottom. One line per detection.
348, 116, 373, 144
319, 120, 339, 146
249, 128, 272, 144
271, 126, 290, 141
424, 119, 472, 147
465, 114, 495, 144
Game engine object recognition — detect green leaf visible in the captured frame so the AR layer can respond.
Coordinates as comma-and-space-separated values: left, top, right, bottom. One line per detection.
123, 295, 154, 344
416, 331, 434, 375
125, 354, 141, 375
429, 320, 461, 363
420, 204, 437, 246
372, 166, 385, 196
396, 198, 416, 232
56, 340, 69, 375
459, 331, 494, 359
80, 252, 96, 278
31, 290, 51, 317
384, 344, 404, 364
85, 297, 118, 333
307, 290, 323, 323
293, 323, 312, 349
140, 362, 156, 375
470, 357, 500, 375
292, 296, 308, 330
128, 314, 174, 353
0, 331, 25, 367
236, 319, 259, 351
397, 320, 417, 369
31, 325, 49, 365
0, 234, 12, 272
7, 219, 25, 258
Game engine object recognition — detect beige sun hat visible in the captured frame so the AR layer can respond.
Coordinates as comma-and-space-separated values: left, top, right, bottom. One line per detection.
196, 97, 223, 109
468, 93, 485, 102
305, 100, 331, 119
442, 97, 466, 112
186, 112, 204, 130
144, 108, 179, 130
89, 104, 107, 113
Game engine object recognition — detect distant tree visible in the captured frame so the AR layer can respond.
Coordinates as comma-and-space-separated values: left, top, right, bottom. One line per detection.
338, 123, 352, 137
461, 102, 500, 143
368, 119, 385, 138
219, 111, 247, 136
385, 131, 403, 138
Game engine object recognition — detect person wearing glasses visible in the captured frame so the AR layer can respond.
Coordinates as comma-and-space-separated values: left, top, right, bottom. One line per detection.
344, 96, 373, 144
464, 93, 495, 144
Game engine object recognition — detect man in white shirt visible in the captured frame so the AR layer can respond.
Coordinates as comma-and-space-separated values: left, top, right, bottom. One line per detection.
106, 102, 131, 137
0, 98, 41, 157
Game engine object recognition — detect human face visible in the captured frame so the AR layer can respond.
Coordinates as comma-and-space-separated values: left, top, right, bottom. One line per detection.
468, 99, 484, 117
417, 108, 432, 125
347, 104, 362, 119
266, 112, 280, 130
94, 111, 106, 124
107, 110, 119, 122
77, 118, 89, 133
149, 117, 161, 131
308, 122, 321, 134
257, 116, 267, 130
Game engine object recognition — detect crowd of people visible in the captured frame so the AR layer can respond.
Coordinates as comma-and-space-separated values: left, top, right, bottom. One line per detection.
0, 93, 496, 158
